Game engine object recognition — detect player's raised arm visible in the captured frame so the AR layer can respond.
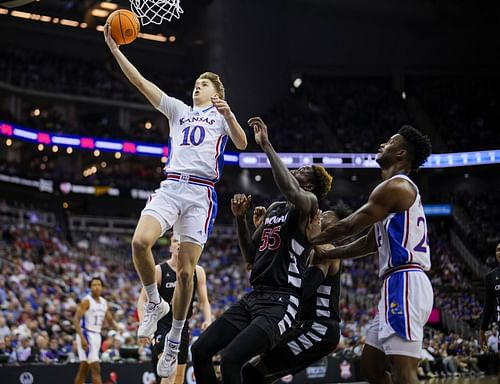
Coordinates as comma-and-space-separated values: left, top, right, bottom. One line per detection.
249, 117, 318, 218
104, 23, 162, 108
311, 177, 413, 245
231, 194, 257, 265
212, 96, 247, 150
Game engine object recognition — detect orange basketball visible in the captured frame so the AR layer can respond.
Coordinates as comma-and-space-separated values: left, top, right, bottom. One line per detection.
107, 9, 140, 45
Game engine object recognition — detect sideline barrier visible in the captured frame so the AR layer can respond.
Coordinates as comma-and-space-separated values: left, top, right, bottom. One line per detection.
2, 356, 362, 383
2, 362, 156, 384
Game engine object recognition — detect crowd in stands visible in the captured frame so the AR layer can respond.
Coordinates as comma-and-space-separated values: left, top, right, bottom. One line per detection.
0, 47, 188, 105
408, 76, 500, 152
2, 47, 499, 153
0, 199, 496, 382
454, 192, 500, 261
299, 76, 412, 153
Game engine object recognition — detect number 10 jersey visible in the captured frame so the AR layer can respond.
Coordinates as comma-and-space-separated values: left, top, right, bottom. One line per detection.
156, 93, 230, 182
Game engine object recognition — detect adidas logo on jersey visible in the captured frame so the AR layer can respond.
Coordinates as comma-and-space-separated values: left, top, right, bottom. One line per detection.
265, 213, 288, 226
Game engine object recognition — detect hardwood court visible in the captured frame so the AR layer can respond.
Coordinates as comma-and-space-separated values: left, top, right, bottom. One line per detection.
420, 376, 497, 383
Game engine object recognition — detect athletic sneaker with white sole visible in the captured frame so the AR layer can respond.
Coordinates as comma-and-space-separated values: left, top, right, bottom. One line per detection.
157, 338, 180, 378
137, 300, 169, 339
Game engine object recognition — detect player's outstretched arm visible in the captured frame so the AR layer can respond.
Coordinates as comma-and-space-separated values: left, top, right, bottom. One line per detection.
195, 265, 213, 331
311, 178, 411, 245
212, 97, 247, 150
232, 194, 257, 265
314, 227, 377, 260
249, 117, 317, 218
104, 23, 162, 108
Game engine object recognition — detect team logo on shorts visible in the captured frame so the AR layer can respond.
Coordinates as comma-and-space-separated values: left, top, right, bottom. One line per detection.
390, 302, 403, 316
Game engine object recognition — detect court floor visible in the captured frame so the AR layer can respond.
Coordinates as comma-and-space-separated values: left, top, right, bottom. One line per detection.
342, 378, 497, 384
420, 377, 497, 383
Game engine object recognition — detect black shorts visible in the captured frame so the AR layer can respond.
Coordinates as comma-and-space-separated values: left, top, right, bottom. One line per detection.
260, 318, 340, 378
152, 322, 190, 364
222, 289, 300, 349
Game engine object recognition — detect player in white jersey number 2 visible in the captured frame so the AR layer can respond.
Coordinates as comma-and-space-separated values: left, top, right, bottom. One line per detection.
73, 277, 120, 384
311, 125, 433, 384
104, 25, 247, 379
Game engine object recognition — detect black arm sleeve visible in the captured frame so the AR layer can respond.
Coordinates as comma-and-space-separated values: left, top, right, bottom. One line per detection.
481, 273, 495, 331
301, 266, 326, 301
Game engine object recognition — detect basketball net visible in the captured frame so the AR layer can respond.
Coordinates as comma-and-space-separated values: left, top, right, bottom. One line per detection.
130, 0, 183, 25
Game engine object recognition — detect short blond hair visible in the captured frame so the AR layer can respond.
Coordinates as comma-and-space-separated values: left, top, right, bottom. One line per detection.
199, 71, 225, 99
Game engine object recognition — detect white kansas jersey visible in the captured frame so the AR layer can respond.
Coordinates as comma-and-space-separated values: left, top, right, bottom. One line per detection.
156, 93, 230, 182
81, 294, 108, 334
374, 174, 431, 277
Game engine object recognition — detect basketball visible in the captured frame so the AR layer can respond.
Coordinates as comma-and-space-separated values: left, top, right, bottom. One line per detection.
107, 9, 140, 45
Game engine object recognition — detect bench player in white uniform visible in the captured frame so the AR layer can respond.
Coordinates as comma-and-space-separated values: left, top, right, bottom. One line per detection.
104, 24, 247, 379
311, 125, 433, 384
74, 277, 120, 384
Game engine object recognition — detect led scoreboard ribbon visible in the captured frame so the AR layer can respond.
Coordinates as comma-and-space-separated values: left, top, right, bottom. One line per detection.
1, 121, 499, 169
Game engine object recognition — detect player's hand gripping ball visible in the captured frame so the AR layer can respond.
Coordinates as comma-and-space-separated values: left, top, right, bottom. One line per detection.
106, 9, 140, 45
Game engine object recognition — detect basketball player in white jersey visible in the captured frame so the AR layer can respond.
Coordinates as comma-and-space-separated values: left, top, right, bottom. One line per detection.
104, 22, 247, 378
311, 125, 433, 384
74, 277, 120, 384
137, 234, 212, 384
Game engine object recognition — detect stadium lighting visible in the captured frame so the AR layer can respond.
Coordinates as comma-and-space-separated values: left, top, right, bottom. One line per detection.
33, 108, 41, 117
401, 91, 406, 100
52, 145, 58, 153
114, 152, 121, 159
91, 9, 110, 18
137, 32, 168, 42
293, 78, 302, 88
145, 121, 152, 130
66, 147, 73, 154
37, 144, 44, 151
6, 139, 12, 146
100, 2, 119, 10
60, 19, 79, 27
93, 150, 100, 157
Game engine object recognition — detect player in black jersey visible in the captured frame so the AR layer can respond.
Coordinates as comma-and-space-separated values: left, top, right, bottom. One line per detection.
241, 209, 347, 383
480, 243, 500, 383
191, 117, 333, 384
137, 235, 212, 384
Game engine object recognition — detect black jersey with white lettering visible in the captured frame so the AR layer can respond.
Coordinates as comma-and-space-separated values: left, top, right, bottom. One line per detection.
157, 261, 197, 327
480, 267, 500, 330
300, 268, 341, 322
250, 201, 310, 295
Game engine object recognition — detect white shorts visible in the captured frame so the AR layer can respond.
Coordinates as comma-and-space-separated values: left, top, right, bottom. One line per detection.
76, 331, 102, 363
365, 270, 433, 359
141, 175, 217, 245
